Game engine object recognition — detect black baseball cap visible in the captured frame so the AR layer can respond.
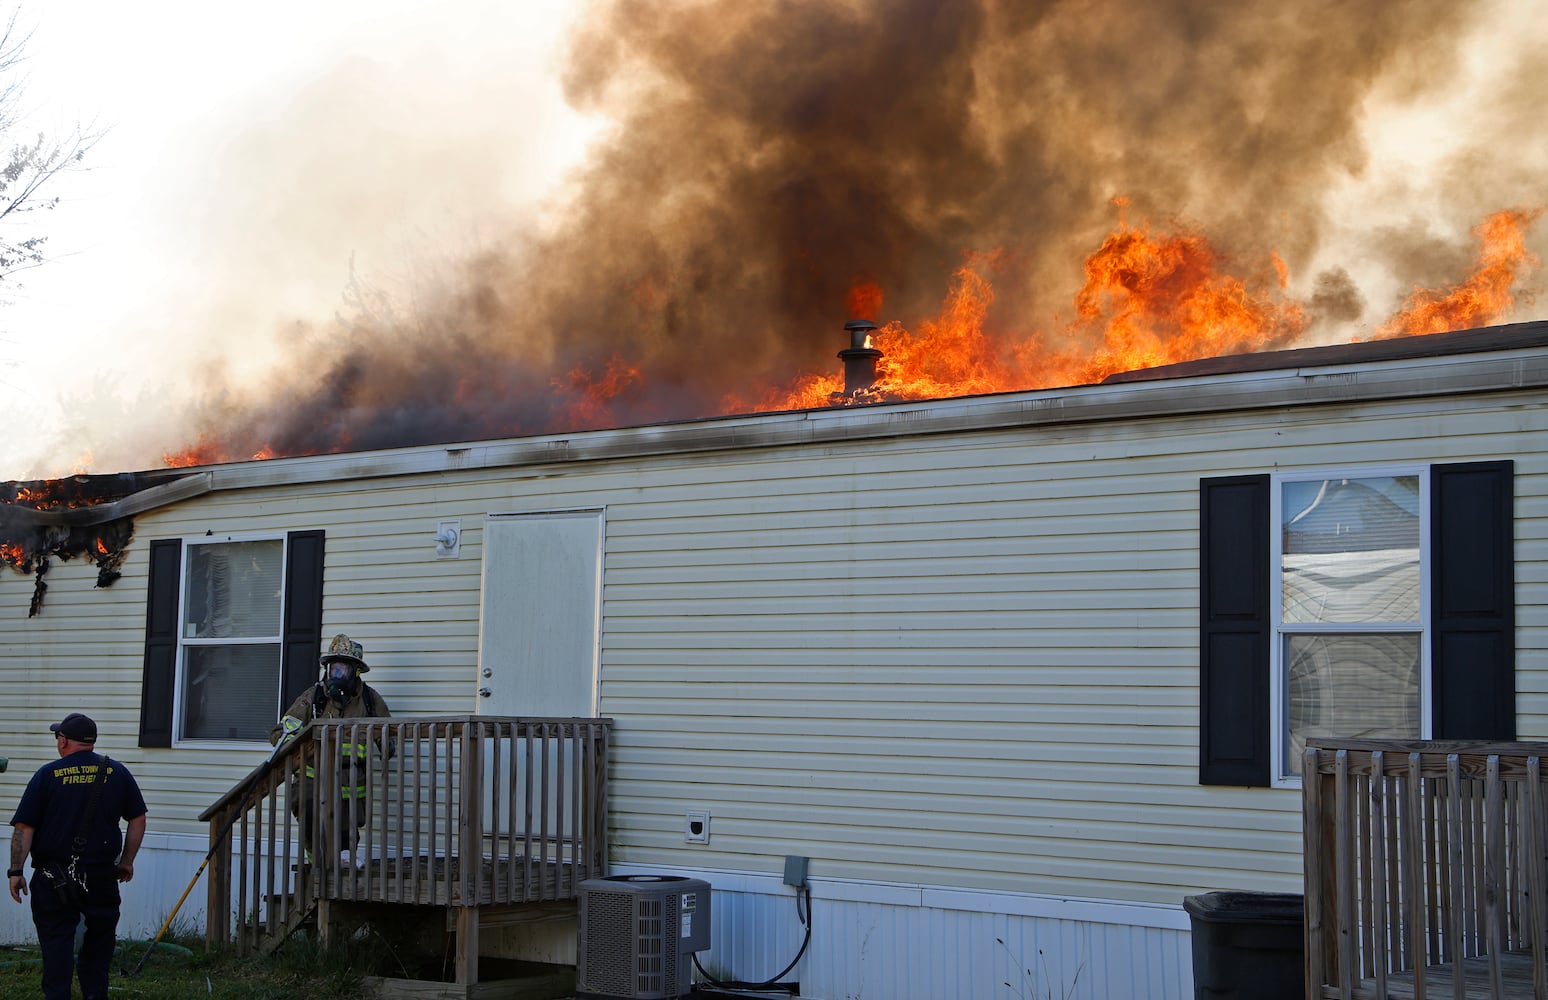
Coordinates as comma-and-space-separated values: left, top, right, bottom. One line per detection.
50, 713, 97, 744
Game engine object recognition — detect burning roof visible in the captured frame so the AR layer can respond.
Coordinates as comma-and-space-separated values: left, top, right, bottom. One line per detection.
147, 202, 1540, 469
28, 0, 1517, 475
0, 472, 186, 616
5, 320, 1545, 617
1103, 320, 1548, 384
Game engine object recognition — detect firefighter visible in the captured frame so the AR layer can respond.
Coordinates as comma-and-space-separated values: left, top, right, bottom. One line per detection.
9, 714, 147, 1000
269, 634, 392, 864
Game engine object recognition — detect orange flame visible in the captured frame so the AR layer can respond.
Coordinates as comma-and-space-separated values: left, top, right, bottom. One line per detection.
11, 485, 108, 511
164, 435, 227, 468
746, 203, 1539, 412
1053, 209, 1306, 383
866, 254, 1008, 399
1370, 207, 1543, 340
552, 353, 643, 429
155, 203, 1540, 467
163, 438, 282, 467
741, 205, 1309, 410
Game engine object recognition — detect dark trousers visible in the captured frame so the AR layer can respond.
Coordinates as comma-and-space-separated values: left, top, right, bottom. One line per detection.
292, 778, 366, 858
30, 866, 120, 1000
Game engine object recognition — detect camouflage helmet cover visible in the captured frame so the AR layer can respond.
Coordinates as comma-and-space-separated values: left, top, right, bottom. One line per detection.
319, 633, 369, 672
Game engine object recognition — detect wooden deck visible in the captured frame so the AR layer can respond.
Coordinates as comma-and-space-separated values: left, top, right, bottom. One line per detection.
318, 854, 588, 905
1304, 739, 1548, 1000
198, 716, 611, 992
1324, 953, 1537, 999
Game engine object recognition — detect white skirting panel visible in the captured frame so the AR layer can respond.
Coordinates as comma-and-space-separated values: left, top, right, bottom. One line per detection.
0, 833, 212, 946
610, 864, 1194, 1000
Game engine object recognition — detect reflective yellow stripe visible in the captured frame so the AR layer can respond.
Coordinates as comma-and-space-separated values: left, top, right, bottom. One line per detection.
300, 768, 367, 797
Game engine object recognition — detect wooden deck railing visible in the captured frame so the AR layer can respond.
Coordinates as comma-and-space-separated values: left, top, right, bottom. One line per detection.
199, 716, 612, 954
1303, 738, 1548, 1000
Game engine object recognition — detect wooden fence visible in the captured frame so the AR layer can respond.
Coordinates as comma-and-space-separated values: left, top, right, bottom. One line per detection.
1303, 738, 1548, 999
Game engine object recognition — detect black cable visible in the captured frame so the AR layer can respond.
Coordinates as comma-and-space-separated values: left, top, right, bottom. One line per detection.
691, 883, 811, 995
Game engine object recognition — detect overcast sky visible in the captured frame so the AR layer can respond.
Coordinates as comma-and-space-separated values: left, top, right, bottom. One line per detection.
1, 1, 599, 477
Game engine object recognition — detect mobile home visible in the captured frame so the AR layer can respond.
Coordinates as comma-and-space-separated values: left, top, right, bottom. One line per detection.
2, 322, 1544, 999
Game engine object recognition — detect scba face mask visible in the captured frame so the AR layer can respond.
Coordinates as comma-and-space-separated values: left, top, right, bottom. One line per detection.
324, 660, 360, 702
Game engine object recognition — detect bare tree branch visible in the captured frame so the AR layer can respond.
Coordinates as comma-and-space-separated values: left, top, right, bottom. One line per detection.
0, 8, 101, 281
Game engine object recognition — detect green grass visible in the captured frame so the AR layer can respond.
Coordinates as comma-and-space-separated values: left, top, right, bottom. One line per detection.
0, 931, 374, 1000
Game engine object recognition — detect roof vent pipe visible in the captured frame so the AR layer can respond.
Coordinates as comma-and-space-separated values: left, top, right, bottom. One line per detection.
839, 320, 881, 394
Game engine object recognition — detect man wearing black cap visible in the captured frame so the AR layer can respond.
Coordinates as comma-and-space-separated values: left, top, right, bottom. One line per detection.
8, 713, 147, 1000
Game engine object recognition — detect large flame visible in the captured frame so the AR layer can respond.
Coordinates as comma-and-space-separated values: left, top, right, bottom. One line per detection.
736, 206, 1304, 411
3, 0, 1535, 481
552, 354, 643, 431
161, 200, 1541, 465
731, 202, 1538, 413
1056, 202, 1305, 383
1370, 208, 1543, 340
166, 439, 281, 467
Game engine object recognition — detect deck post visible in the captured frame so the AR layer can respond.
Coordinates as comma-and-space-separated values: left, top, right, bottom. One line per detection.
1369, 751, 1389, 997
207, 808, 232, 946
1335, 750, 1354, 999
455, 905, 480, 987
1305, 746, 1326, 998
460, 719, 482, 906
1486, 756, 1506, 996
1405, 752, 1426, 999
1446, 753, 1467, 1000
1528, 756, 1548, 1000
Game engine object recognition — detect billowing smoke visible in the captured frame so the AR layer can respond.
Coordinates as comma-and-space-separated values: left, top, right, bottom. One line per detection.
154, 0, 1542, 464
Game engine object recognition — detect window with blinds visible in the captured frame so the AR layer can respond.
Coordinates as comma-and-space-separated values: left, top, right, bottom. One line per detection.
1273, 471, 1426, 780
179, 537, 286, 742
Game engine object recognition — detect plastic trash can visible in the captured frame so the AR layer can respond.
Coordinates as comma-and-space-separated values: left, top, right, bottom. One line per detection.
1183, 891, 1304, 1000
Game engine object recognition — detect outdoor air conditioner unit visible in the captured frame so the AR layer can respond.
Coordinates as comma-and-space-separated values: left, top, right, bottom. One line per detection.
577, 874, 712, 1000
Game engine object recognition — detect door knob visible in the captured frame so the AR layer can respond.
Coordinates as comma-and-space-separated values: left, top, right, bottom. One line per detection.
479, 687, 492, 698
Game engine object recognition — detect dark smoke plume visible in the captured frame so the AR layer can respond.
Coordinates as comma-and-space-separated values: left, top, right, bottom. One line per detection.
163, 0, 1532, 464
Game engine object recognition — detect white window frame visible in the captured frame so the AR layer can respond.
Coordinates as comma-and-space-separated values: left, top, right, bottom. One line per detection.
171, 531, 290, 748
1269, 464, 1431, 788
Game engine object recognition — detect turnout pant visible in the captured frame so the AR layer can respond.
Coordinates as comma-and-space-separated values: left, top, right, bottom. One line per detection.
291, 773, 368, 858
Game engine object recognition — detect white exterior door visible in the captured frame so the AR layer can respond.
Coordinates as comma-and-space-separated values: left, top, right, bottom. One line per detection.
478, 509, 602, 717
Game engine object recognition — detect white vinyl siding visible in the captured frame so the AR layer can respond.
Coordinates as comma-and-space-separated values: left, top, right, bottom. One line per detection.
0, 365, 1545, 931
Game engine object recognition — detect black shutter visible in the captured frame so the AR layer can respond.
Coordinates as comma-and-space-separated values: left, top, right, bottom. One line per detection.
281, 530, 326, 718
1200, 475, 1271, 786
138, 538, 183, 748
1431, 461, 1514, 739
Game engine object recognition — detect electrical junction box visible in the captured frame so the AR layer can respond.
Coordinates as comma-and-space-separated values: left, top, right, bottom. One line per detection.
783, 854, 808, 888
684, 809, 710, 844
578, 874, 712, 1000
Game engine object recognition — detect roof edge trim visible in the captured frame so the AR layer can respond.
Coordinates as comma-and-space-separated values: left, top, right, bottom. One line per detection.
177, 347, 1548, 498
0, 472, 213, 529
